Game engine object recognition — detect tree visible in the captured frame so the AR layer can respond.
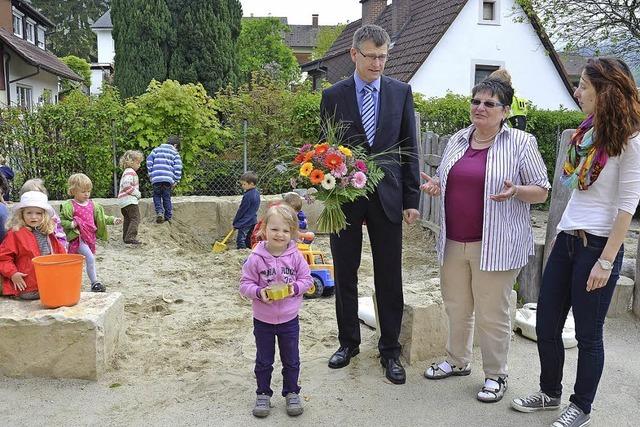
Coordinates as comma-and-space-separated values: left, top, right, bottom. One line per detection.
167, 0, 242, 95
61, 55, 92, 91
515, 0, 640, 64
30, 0, 109, 60
111, 0, 172, 99
312, 24, 345, 60
237, 18, 300, 85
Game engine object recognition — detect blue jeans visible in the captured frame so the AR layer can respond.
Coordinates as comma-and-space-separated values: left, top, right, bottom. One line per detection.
536, 231, 623, 414
152, 182, 173, 220
236, 224, 254, 249
253, 317, 301, 397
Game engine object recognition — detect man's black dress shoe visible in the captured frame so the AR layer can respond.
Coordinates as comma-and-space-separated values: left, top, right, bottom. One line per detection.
381, 357, 406, 384
328, 346, 360, 369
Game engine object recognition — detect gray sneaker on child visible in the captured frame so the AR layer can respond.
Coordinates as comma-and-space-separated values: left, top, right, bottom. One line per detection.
512, 391, 561, 412
551, 403, 591, 427
252, 394, 271, 418
285, 392, 303, 416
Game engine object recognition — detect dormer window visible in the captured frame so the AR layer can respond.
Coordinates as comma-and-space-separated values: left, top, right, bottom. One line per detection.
26, 19, 36, 44
37, 27, 46, 49
479, 0, 500, 25
12, 9, 24, 37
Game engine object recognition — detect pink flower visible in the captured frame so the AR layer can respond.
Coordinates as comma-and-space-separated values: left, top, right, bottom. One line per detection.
332, 162, 348, 177
351, 171, 367, 189
355, 160, 368, 173
299, 144, 312, 153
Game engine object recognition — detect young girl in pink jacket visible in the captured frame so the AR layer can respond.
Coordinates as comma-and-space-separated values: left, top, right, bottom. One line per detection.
239, 204, 312, 419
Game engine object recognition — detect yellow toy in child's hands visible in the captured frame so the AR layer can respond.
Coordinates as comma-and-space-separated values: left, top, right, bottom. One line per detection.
264, 283, 294, 301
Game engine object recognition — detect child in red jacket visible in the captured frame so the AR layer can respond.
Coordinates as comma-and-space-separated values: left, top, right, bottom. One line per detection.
0, 191, 66, 300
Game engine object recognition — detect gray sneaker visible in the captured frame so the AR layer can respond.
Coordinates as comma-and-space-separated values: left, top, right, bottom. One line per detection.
252, 394, 271, 418
285, 392, 304, 416
552, 403, 591, 427
512, 391, 561, 412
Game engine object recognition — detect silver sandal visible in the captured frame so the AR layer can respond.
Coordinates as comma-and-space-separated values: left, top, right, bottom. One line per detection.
424, 360, 471, 379
477, 377, 507, 403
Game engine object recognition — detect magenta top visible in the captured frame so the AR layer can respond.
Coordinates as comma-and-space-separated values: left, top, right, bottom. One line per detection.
445, 146, 489, 242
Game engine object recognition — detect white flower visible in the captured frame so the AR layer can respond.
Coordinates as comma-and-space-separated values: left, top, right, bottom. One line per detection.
321, 173, 336, 190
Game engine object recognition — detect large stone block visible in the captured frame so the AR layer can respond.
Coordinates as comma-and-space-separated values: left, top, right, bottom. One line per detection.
607, 276, 634, 318
399, 279, 448, 365
0, 292, 124, 380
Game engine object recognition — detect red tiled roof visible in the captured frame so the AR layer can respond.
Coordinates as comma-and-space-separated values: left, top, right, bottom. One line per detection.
0, 28, 82, 81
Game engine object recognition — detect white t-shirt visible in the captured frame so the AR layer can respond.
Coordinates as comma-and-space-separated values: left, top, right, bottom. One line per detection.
558, 133, 640, 237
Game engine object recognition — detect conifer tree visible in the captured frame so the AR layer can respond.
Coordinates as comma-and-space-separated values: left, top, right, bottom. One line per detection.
111, 0, 172, 99
167, 0, 242, 94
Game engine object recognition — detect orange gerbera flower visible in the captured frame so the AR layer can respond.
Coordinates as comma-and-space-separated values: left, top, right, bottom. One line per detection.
294, 153, 305, 164
324, 153, 343, 170
299, 162, 314, 177
309, 169, 325, 184
303, 151, 315, 162
314, 143, 330, 156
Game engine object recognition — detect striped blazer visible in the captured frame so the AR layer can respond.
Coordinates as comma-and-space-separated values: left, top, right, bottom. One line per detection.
435, 125, 550, 271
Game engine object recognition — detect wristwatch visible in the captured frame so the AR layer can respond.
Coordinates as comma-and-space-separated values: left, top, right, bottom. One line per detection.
597, 258, 613, 271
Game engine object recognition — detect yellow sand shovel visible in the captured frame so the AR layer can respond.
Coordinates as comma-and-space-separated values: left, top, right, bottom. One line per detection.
213, 229, 234, 253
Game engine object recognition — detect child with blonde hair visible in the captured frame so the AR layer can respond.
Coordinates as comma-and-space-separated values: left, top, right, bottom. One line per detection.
0, 191, 66, 299
20, 178, 68, 250
60, 173, 121, 292
118, 150, 144, 245
239, 204, 313, 418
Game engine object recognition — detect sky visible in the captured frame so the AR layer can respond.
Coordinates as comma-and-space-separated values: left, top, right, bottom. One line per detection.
239, 0, 363, 25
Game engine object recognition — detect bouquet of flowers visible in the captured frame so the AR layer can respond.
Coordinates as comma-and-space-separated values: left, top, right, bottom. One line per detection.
289, 122, 384, 234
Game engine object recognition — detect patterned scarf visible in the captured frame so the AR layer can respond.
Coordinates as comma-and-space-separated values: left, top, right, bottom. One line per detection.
561, 114, 608, 190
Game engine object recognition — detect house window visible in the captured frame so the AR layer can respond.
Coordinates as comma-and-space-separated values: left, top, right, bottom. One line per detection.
474, 64, 500, 85
16, 86, 33, 110
479, 0, 500, 25
26, 19, 36, 44
12, 13, 23, 37
37, 27, 46, 49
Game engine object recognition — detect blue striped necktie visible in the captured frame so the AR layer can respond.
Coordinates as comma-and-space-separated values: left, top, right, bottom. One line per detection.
361, 84, 376, 146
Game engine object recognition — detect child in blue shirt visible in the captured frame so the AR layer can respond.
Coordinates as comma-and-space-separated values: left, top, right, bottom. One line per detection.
233, 171, 261, 249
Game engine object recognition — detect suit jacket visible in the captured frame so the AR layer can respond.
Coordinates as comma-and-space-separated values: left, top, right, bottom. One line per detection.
320, 75, 420, 223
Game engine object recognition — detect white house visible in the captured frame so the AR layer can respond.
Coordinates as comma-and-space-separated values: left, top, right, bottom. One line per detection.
303, 0, 578, 110
0, 0, 82, 108
89, 10, 114, 95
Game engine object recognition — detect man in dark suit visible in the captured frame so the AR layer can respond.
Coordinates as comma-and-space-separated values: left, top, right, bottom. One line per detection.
320, 24, 420, 385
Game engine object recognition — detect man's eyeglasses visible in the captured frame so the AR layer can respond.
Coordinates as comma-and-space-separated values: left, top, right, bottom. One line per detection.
471, 99, 505, 109
357, 49, 388, 62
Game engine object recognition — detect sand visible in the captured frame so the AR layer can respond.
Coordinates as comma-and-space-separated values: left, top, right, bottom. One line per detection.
0, 204, 638, 426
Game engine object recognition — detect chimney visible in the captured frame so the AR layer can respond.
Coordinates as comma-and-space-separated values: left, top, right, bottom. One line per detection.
392, 0, 412, 36
0, 0, 13, 32
360, 0, 386, 26
312, 14, 318, 27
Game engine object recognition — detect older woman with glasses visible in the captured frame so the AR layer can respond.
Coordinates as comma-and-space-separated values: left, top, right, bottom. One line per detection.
420, 76, 550, 402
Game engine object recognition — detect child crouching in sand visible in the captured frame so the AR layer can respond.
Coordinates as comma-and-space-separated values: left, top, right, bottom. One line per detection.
239, 205, 313, 418
0, 191, 66, 299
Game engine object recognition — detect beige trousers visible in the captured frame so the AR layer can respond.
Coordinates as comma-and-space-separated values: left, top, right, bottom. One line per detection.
440, 240, 519, 379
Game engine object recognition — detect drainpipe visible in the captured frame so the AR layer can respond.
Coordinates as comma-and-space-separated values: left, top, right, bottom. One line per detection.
3, 52, 10, 106
10, 64, 41, 84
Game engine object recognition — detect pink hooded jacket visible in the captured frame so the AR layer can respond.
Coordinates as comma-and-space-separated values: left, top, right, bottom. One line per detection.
239, 240, 313, 325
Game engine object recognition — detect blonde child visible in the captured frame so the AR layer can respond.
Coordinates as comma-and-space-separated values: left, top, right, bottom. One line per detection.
20, 178, 68, 250
239, 205, 313, 418
0, 191, 66, 299
118, 150, 143, 245
282, 192, 314, 244
60, 173, 122, 292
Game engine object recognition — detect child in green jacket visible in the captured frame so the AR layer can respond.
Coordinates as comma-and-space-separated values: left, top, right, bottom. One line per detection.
60, 173, 122, 292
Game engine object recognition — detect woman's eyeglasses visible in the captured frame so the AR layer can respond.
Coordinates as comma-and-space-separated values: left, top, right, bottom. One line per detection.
471, 99, 504, 109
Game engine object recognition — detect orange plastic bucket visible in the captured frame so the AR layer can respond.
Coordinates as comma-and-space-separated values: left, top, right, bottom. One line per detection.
32, 254, 85, 309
